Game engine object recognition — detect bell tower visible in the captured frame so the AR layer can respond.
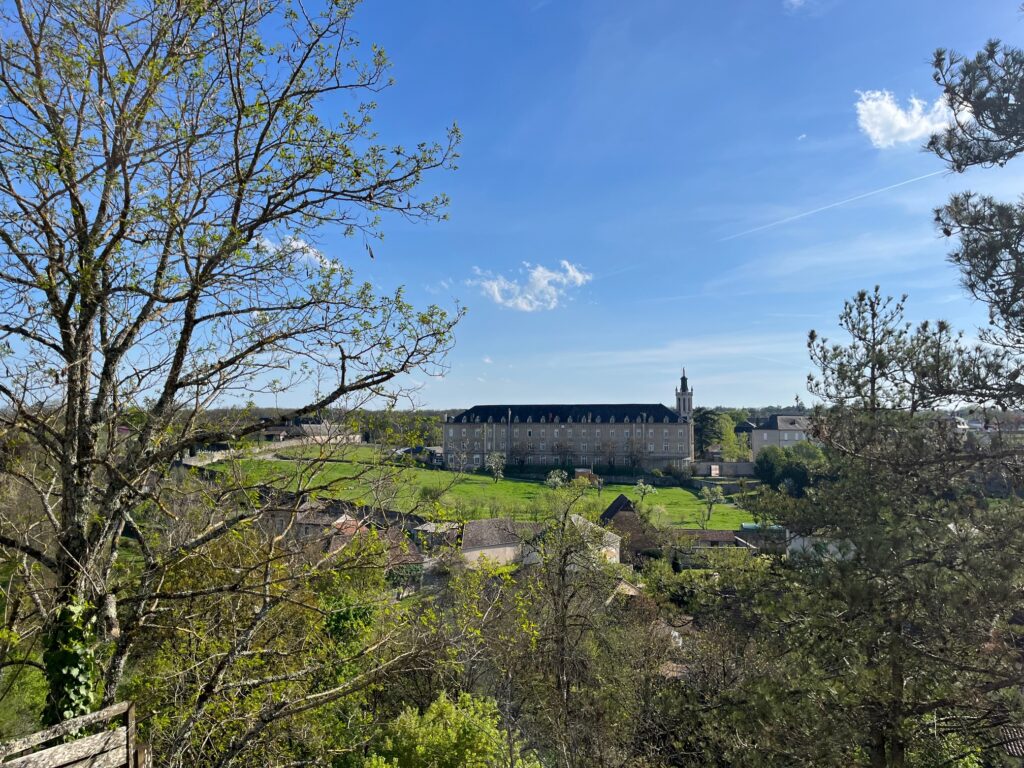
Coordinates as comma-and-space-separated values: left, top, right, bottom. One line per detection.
675, 368, 695, 461
675, 368, 693, 420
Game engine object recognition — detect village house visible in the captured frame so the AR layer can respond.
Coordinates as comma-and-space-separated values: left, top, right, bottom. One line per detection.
751, 414, 811, 458
599, 494, 664, 565
460, 515, 621, 567
442, 372, 695, 471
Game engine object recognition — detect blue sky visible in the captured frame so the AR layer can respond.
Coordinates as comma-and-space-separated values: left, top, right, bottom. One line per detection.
311, 0, 1024, 409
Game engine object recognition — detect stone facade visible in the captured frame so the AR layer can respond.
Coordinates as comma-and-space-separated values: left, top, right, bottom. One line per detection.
443, 372, 695, 471
750, 414, 811, 458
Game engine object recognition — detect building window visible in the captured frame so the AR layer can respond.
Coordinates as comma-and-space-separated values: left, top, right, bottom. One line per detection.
474, 428, 481, 436
541, 428, 546, 437
473, 455, 480, 465
762, 433, 768, 441
581, 443, 588, 451
663, 444, 669, 452
783, 432, 790, 440
527, 442, 533, 450
514, 428, 519, 437
648, 443, 654, 451
527, 429, 532, 437
461, 428, 467, 436
609, 429, 615, 437
448, 428, 453, 437
678, 429, 684, 437
566, 429, 572, 437
539, 442, 546, 451
596, 429, 601, 438
474, 441, 480, 449
663, 428, 668, 436
678, 443, 683, 452
462, 441, 468, 449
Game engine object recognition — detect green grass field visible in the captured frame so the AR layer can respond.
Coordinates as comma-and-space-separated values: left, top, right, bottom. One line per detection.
217, 446, 752, 530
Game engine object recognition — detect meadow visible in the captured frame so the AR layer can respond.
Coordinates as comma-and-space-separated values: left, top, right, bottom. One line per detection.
218, 444, 752, 530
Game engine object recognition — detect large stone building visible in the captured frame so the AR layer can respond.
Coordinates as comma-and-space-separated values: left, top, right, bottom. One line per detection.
443, 372, 694, 471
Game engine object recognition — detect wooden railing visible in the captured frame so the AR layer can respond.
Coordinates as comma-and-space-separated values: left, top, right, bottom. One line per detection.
0, 702, 149, 767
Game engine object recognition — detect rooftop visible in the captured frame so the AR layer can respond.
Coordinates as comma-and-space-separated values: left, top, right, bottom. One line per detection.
461, 518, 544, 550
449, 403, 683, 424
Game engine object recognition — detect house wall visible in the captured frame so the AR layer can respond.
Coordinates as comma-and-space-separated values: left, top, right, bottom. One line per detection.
692, 461, 756, 477
751, 428, 808, 458
444, 419, 693, 471
462, 544, 520, 566
442, 376, 695, 472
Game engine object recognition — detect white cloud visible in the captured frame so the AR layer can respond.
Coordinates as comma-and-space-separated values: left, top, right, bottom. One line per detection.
470, 260, 592, 311
855, 90, 951, 149
797, 133, 807, 141
257, 236, 337, 269
482, 356, 493, 364
783, 0, 806, 9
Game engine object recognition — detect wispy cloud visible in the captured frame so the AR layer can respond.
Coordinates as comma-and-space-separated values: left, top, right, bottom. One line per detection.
797, 133, 808, 141
783, 0, 807, 9
469, 260, 592, 311
707, 229, 945, 295
719, 170, 943, 242
553, 333, 811, 377
482, 356, 493, 364
856, 90, 951, 148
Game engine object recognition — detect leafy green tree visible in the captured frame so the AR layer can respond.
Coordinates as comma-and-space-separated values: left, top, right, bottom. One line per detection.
753, 442, 823, 497
0, 0, 460, 757
694, 290, 1024, 767
366, 691, 539, 768
694, 408, 725, 456
753, 445, 787, 487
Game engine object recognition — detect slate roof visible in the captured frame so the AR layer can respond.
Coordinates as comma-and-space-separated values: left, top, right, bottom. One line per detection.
461, 518, 543, 550
733, 420, 757, 434
600, 494, 662, 557
1002, 726, 1024, 758
599, 494, 636, 526
569, 514, 620, 550
758, 414, 811, 431
449, 403, 683, 424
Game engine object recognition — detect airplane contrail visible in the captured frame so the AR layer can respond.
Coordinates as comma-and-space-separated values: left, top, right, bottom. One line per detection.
718, 169, 945, 242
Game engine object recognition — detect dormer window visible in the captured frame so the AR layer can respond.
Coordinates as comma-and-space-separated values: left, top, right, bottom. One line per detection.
595, 415, 601, 423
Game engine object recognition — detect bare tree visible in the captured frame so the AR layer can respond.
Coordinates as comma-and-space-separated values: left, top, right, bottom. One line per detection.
0, 0, 460, 749
552, 439, 573, 468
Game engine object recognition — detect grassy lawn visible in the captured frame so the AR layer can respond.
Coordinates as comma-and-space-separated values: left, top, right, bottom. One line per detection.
217, 449, 752, 530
